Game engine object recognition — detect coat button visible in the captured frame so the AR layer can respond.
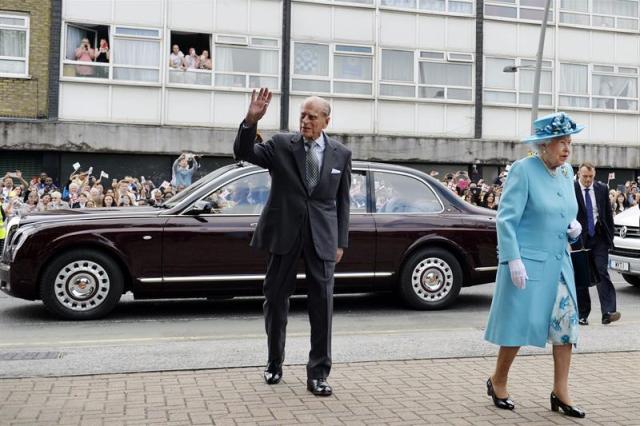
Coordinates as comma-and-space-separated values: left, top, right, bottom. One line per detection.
557, 192, 562, 197
558, 234, 564, 239
556, 254, 562, 260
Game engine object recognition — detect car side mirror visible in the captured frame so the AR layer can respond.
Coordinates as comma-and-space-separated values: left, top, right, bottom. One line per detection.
191, 200, 212, 215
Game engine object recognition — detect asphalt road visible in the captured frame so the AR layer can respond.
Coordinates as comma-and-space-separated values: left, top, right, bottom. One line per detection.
1, 273, 639, 378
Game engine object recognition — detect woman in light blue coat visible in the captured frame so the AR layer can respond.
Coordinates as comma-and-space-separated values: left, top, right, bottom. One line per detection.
484, 112, 586, 418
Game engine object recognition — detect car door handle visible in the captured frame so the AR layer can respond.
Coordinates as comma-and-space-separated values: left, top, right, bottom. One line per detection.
250, 223, 258, 227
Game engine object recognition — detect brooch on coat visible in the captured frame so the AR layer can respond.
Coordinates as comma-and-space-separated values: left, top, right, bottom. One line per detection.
561, 165, 568, 177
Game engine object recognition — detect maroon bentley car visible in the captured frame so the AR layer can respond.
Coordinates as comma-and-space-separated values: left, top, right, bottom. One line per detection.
0, 161, 498, 320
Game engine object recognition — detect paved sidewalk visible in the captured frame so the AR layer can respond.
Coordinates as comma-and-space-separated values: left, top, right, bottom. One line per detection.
0, 351, 638, 425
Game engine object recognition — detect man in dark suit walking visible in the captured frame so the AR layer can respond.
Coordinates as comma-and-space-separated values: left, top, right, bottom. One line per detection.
574, 162, 620, 325
234, 88, 351, 396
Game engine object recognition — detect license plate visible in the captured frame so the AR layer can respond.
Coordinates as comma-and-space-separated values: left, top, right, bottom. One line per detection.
610, 259, 630, 272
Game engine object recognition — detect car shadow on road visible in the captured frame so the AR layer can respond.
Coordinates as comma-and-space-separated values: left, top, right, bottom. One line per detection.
2, 289, 495, 322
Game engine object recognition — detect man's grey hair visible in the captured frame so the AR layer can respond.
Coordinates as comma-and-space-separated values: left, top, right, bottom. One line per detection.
304, 96, 331, 117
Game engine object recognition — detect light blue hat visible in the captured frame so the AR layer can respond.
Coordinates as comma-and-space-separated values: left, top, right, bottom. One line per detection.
522, 112, 584, 143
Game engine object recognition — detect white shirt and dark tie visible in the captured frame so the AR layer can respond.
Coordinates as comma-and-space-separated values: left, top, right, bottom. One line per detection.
579, 182, 598, 237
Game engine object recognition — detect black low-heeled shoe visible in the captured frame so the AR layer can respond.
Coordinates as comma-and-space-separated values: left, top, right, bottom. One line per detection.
486, 378, 515, 410
550, 392, 586, 418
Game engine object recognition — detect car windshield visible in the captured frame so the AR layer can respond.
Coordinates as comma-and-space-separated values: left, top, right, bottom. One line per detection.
162, 164, 238, 209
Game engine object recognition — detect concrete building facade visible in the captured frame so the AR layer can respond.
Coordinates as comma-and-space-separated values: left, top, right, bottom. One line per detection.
1, 0, 639, 184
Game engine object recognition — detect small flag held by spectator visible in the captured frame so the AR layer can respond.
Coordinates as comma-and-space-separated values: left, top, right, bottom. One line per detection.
72, 162, 81, 171
100, 171, 109, 179
161, 180, 171, 189
87, 167, 93, 176
608, 172, 615, 181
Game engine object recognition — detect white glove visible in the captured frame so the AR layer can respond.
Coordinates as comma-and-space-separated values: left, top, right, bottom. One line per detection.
508, 259, 528, 289
567, 219, 582, 240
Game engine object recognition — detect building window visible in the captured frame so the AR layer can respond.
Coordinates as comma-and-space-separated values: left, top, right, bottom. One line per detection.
215, 36, 279, 89
62, 23, 161, 82
63, 23, 110, 79
560, 0, 639, 31
292, 42, 373, 96
0, 13, 29, 77
560, 63, 638, 111
380, 0, 474, 14
485, 0, 553, 22
168, 31, 212, 86
484, 57, 553, 106
112, 26, 161, 82
380, 49, 473, 101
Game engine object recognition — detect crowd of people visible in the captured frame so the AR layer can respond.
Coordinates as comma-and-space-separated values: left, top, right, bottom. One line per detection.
1, 159, 638, 220
0, 154, 201, 221
440, 166, 640, 215
169, 44, 212, 71
436, 169, 504, 210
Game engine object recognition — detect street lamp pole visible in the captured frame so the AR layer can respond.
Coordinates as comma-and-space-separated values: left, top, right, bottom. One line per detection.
530, 0, 553, 133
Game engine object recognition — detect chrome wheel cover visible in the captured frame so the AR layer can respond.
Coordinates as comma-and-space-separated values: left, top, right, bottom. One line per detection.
411, 257, 453, 302
54, 260, 110, 312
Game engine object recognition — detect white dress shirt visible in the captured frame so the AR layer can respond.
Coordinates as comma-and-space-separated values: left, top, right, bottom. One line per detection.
579, 181, 599, 224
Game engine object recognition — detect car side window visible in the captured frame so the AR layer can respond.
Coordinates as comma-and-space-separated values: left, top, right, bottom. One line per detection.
350, 172, 367, 213
203, 172, 271, 215
374, 172, 441, 214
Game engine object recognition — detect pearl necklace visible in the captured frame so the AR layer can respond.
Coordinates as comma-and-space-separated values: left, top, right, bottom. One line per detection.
536, 154, 558, 177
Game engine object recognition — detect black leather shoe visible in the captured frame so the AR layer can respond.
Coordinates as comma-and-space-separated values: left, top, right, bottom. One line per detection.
602, 311, 621, 325
486, 378, 515, 410
578, 318, 589, 326
263, 368, 282, 385
550, 392, 586, 418
307, 378, 332, 396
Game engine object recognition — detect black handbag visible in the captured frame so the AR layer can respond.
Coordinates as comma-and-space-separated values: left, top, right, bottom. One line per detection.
571, 239, 599, 288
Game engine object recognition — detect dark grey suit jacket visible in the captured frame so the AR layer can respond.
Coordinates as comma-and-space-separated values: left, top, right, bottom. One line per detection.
233, 122, 352, 261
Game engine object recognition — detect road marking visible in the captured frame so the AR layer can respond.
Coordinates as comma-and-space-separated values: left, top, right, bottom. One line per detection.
0, 327, 485, 348
1, 321, 639, 348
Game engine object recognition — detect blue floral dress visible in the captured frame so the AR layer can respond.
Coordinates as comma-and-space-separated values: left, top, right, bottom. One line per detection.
548, 276, 579, 346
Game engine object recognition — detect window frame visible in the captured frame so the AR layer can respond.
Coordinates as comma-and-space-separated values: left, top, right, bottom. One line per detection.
483, 56, 554, 108
379, 48, 474, 104
558, 61, 639, 113
60, 21, 163, 86
0, 12, 30, 79
214, 34, 281, 91
378, 0, 475, 16
111, 25, 162, 84
291, 40, 375, 98
371, 169, 445, 215
166, 32, 280, 92
559, 0, 639, 32
484, 0, 554, 24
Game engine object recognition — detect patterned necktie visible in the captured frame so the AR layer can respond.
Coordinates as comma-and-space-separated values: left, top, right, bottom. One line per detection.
305, 140, 320, 190
584, 188, 596, 237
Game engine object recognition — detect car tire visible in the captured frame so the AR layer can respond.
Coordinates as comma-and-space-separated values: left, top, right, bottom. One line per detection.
621, 273, 640, 287
399, 247, 463, 310
40, 249, 124, 320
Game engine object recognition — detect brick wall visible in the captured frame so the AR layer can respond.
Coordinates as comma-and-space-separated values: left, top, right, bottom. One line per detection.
0, 0, 51, 119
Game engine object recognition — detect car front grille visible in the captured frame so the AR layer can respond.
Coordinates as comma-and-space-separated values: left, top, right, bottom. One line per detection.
615, 225, 640, 239
610, 248, 640, 259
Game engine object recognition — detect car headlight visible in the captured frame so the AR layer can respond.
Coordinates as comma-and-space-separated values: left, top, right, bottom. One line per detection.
8, 225, 36, 262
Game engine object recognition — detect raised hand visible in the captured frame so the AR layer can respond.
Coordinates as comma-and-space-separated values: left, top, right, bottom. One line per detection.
244, 88, 272, 126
